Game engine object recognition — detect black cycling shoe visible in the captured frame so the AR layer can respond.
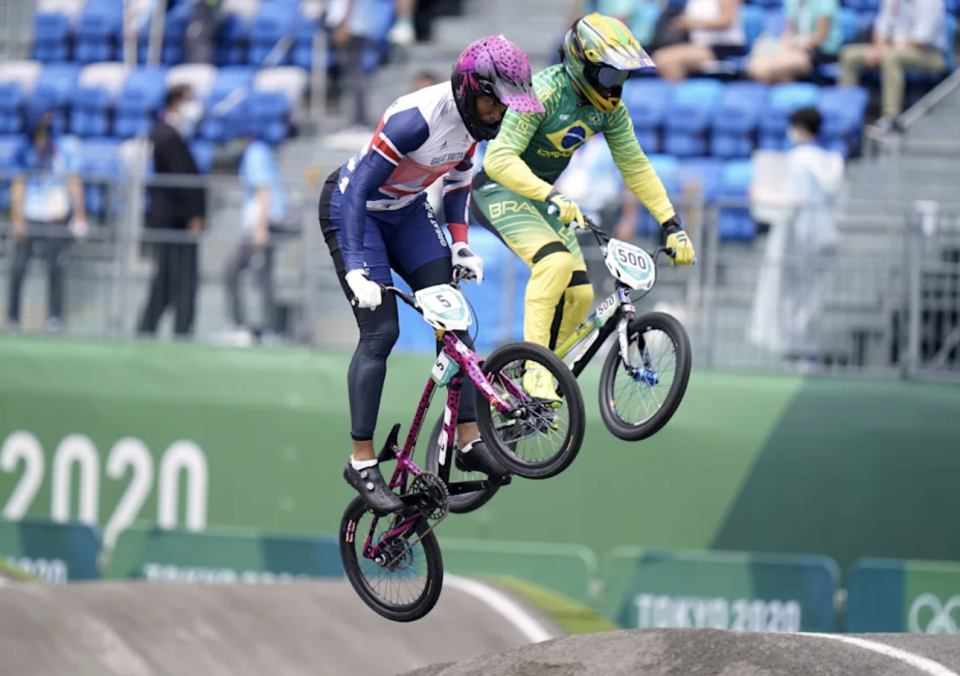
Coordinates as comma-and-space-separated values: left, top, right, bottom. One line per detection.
343, 462, 404, 515
455, 439, 510, 481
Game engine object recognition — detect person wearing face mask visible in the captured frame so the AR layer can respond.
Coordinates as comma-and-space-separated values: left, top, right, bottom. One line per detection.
138, 84, 207, 338
6, 111, 88, 333
747, 106, 845, 370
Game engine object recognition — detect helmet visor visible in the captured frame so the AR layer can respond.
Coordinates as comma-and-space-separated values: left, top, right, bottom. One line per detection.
489, 78, 545, 114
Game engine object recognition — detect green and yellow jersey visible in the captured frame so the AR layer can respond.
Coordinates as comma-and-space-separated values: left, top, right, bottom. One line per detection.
481, 64, 675, 226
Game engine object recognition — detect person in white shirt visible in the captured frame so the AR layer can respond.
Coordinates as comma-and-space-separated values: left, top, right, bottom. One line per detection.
839, 0, 946, 134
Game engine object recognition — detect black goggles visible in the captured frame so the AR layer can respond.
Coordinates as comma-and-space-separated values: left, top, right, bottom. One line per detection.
585, 63, 628, 91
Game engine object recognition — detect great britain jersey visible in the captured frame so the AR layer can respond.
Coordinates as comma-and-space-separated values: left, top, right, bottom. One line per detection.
335, 82, 477, 272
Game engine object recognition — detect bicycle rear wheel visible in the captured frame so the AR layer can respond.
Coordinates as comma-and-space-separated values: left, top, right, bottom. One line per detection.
424, 414, 501, 514
598, 311, 692, 442
339, 497, 443, 622
477, 341, 585, 480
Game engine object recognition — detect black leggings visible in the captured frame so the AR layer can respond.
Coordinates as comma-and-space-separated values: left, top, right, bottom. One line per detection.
318, 170, 479, 443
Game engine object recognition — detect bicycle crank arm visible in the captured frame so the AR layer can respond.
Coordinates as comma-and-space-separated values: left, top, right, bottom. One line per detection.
446, 477, 512, 495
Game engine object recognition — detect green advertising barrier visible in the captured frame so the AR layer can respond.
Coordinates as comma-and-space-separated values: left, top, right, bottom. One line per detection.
107, 525, 344, 582
846, 558, 960, 634
0, 517, 100, 582
2, 336, 960, 575
440, 538, 598, 606
601, 548, 840, 632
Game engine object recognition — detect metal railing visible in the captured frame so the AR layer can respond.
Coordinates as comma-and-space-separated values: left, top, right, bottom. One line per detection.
1, 169, 959, 380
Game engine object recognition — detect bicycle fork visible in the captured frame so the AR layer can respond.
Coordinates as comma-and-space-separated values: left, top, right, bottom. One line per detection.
616, 308, 660, 387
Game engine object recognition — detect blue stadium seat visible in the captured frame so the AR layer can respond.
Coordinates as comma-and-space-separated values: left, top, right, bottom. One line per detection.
817, 85, 868, 154
69, 85, 112, 137
678, 157, 724, 203
138, 0, 191, 65
0, 83, 26, 134
31, 12, 72, 63
741, 5, 767, 47
292, 18, 319, 69
0, 135, 24, 210
248, 1, 301, 66
711, 81, 767, 158
80, 137, 121, 216
623, 78, 671, 153
27, 63, 82, 133
843, 0, 879, 13
190, 139, 213, 174
199, 66, 256, 141
248, 90, 291, 144
113, 66, 167, 138
763, 8, 786, 35
74, 0, 124, 64
718, 159, 756, 240
216, 8, 251, 66
663, 78, 723, 157
758, 82, 820, 149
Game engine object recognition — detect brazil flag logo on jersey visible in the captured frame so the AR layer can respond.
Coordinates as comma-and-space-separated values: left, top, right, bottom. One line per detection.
546, 121, 595, 155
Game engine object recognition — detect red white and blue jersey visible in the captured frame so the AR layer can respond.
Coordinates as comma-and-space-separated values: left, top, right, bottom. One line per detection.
344, 82, 477, 215
335, 82, 476, 272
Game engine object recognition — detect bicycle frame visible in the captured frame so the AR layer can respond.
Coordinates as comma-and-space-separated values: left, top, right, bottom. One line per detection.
554, 217, 672, 379
361, 286, 524, 561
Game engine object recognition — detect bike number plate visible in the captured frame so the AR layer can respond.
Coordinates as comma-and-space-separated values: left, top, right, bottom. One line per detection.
414, 284, 472, 332
431, 350, 459, 387
605, 239, 656, 291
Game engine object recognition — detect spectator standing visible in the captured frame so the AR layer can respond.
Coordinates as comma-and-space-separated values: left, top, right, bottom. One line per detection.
388, 0, 418, 45
223, 123, 292, 345
6, 112, 88, 333
138, 84, 206, 338
839, 0, 946, 134
747, 107, 844, 369
747, 0, 843, 82
185, 0, 222, 64
650, 0, 746, 81
325, 0, 380, 145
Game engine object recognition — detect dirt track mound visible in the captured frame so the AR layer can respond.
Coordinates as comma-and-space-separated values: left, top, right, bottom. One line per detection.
395, 628, 960, 676
0, 579, 537, 676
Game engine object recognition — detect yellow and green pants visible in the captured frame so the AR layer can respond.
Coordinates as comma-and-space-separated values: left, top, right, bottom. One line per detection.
471, 171, 594, 351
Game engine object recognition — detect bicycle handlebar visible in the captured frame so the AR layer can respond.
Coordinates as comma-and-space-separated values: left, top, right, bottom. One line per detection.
357, 265, 475, 314
577, 213, 675, 264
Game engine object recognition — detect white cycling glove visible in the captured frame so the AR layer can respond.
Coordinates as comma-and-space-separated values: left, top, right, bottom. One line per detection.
345, 269, 382, 310
451, 242, 483, 285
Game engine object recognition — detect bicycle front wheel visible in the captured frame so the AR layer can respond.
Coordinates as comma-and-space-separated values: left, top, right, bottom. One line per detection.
339, 497, 444, 622
476, 341, 585, 480
598, 311, 692, 442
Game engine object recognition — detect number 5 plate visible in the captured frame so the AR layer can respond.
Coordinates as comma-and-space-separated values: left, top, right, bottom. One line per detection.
604, 239, 656, 291
414, 284, 472, 332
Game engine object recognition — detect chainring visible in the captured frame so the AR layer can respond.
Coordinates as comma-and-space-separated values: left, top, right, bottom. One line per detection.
409, 471, 450, 522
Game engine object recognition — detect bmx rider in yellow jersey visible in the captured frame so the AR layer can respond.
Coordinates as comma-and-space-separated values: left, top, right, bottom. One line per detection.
471, 13, 697, 402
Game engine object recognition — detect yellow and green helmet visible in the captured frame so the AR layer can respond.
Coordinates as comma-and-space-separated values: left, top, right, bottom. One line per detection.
561, 12, 656, 113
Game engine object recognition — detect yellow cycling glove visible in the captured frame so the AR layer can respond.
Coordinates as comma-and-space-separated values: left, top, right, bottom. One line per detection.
546, 189, 586, 230
662, 216, 696, 266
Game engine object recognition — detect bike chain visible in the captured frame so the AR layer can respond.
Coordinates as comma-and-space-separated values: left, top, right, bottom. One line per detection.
381, 471, 450, 570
